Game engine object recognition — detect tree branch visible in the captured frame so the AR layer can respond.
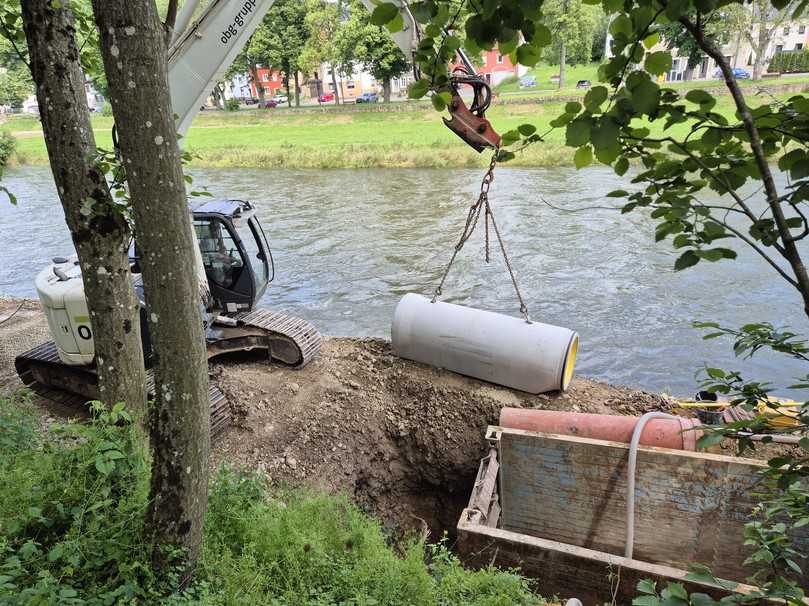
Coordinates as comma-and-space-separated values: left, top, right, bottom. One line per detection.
680, 15, 809, 317
163, 0, 179, 47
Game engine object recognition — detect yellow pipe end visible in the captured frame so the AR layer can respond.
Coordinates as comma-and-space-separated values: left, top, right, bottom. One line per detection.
562, 334, 579, 391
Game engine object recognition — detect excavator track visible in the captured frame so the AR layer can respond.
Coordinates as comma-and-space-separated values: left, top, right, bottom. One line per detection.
15, 341, 231, 440
14, 309, 321, 440
208, 308, 322, 368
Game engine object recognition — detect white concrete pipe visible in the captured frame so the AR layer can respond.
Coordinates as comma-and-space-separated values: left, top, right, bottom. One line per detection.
391, 293, 579, 393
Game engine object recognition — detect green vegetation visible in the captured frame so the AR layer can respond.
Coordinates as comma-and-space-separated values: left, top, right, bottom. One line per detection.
4, 89, 802, 169
0, 394, 543, 605
770, 50, 809, 74
495, 62, 601, 93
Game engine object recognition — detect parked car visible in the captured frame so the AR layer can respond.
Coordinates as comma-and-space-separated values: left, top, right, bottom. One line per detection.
575, 80, 592, 89
273, 94, 289, 104
262, 99, 279, 108
519, 76, 537, 88
318, 92, 335, 103
356, 92, 379, 103
713, 67, 750, 79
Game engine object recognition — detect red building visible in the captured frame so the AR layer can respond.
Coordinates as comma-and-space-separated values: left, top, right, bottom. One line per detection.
454, 50, 525, 86
249, 66, 286, 98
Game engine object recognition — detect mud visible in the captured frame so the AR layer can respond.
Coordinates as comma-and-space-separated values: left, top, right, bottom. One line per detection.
0, 296, 677, 537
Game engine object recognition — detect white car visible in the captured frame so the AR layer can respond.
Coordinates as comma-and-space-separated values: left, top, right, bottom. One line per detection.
273, 94, 289, 104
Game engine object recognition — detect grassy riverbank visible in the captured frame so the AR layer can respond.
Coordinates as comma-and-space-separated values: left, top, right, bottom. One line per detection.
2, 84, 803, 169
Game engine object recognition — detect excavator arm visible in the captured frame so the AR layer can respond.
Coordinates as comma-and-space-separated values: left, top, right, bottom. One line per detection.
167, 0, 498, 151
167, 0, 422, 136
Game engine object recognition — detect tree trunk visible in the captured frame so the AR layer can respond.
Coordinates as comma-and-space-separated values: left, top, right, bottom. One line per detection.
92, 0, 211, 577
294, 71, 301, 107
753, 19, 770, 79
211, 84, 223, 109
383, 77, 392, 103
250, 64, 265, 104
330, 64, 340, 104
559, 40, 566, 89
733, 32, 742, 68
20, 0, 146, 417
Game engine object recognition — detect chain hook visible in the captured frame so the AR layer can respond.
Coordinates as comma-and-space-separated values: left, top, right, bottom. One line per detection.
430, 152, 533, 322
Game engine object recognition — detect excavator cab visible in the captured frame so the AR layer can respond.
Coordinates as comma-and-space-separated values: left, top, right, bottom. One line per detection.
191, 199, 273, 314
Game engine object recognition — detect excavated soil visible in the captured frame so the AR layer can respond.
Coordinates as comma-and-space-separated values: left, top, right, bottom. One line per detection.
210, 338, 674, 536
1, 296, 677, 537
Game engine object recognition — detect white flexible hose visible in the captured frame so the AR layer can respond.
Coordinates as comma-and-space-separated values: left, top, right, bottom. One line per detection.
625, 412, 683, 559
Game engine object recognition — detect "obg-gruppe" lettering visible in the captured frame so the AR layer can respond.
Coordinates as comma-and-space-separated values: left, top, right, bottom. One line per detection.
220, 0, 258, 45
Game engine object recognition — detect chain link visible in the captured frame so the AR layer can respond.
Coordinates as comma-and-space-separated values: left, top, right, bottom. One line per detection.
431, 153, 532, 323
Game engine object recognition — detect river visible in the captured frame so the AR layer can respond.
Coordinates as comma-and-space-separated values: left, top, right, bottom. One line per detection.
1, 164, 806, 397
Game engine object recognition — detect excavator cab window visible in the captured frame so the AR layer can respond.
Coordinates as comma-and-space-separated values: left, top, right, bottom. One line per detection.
234, 217, 271, 300
194, 218, 246, 291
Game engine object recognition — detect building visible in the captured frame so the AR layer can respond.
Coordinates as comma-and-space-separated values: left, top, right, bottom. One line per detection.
454, 50, 528, 86
249, 66, 286, 98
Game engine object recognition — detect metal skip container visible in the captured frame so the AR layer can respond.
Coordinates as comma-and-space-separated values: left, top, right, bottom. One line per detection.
391, 293, 579, 394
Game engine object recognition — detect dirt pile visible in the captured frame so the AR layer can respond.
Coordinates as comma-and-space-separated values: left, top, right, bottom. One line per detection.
0, 296, 676, 537
211, 338, 674, 536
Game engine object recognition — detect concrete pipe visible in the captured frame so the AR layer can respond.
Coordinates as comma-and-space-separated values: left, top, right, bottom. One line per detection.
391, 293, 579, 394
499, 408, 702, 451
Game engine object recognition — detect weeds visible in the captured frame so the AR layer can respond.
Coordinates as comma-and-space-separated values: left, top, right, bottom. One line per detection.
0, 395, 544, 605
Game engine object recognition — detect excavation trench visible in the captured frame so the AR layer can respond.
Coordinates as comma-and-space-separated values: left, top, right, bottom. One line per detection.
209, 338, 673, 539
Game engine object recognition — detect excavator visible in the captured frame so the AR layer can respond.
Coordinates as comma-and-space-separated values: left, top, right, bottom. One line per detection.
14, 0, 502, 437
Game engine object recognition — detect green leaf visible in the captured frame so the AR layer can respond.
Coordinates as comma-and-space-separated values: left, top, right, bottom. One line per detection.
574, 146, 593, 169
689, 593, 717, 606
408, 79, 430, 99
501, 129, 521, 147
516, 43, 541, 66
614, 157, 629, 176
518, 123, 537, 136
431, 93, 446, 111
631, 79, 660, 115
371, 2, 399, 26
632, 596, 661, 606
533, 24, 552, 47
645, 51, 672, 76
685, 89, 716, 110
584, 86, 609, 111
790, 158, 809, 180
674, 250, 699, 270
666, 583, 688, 601
697, 432, 725, 449
637, 579, 657, 594
565, 101, 582, 114
643, 32, 660, 49
607, 189, 629, 197
566, 118, 592, 147
386, 11, 404, 32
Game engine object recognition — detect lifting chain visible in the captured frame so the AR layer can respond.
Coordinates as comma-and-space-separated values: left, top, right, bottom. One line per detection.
431, 153, 532, 323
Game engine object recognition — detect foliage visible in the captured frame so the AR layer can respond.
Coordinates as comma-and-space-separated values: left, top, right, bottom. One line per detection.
224, 98, 241, 112
0, 396, 152, 605
0, 130, 15, 172
0, 397, 543, 605
177, 467, 543, 605
542, 0, 603, 66
770, 49, 809, 73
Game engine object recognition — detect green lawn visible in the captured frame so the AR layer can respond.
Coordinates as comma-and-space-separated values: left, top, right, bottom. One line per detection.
2, 85, 801, 169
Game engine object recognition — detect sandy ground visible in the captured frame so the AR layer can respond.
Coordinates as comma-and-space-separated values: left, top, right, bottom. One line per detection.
0, 296, 678, 535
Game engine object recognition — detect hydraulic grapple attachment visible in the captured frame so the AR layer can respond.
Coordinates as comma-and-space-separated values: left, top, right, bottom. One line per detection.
442, 68, 501, 153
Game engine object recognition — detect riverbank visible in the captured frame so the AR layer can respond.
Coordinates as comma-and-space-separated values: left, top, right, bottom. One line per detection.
0, 296, 674, 536
3, 82, 803, 169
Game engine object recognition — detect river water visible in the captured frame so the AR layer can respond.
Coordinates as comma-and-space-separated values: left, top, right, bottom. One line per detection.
1, 164, 806, 396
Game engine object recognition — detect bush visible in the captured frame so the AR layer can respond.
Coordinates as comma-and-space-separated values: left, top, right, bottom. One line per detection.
0, 396, 545, 606
0, 396, 152, 605
224, 98, 240, 112
0, 131, 16, 174
101, 103, 113, 117
769, 50, 809, 74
